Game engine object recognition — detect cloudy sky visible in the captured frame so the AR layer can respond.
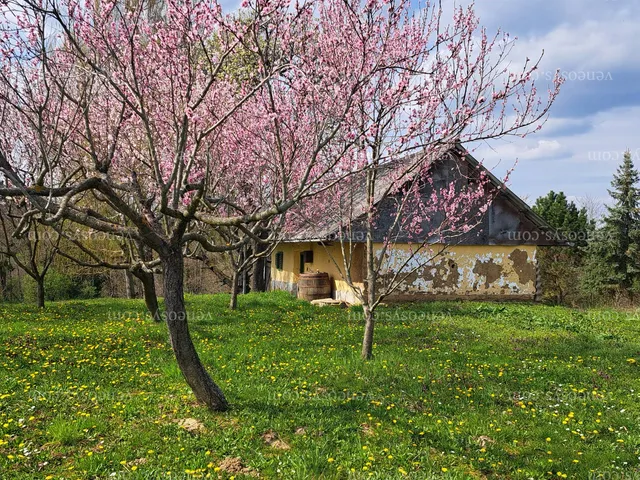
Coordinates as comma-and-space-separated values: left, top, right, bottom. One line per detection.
461, 0, 640, 209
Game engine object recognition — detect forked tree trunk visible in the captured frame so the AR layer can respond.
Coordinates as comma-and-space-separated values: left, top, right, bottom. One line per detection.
35, 276, 45, 309
162, 251, 229, 411
133, 269, 160, 322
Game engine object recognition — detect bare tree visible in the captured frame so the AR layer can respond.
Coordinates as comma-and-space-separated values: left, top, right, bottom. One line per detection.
578, 194, 606, 226
0, 200, 60, 307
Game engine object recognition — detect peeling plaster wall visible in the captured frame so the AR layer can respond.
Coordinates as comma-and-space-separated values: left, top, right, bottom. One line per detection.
376, 243, 537, 300
272, 242, 538, 304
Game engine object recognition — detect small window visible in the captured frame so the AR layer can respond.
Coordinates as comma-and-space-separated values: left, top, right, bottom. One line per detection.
275, 251, 284, 270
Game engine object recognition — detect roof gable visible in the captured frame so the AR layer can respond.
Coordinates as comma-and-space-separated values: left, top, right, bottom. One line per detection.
286, 145, 565, 246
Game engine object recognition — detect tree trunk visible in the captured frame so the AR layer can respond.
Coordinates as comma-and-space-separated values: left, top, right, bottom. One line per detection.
35, 276, 45, 309
133, 269, 160, 321
361, 305, 375, 360
361, 167, 377, 360
0, 265, 7, 301
241, 268, 249, 294
125, 270, 136, 299
251, 240, 267, 292
162, 251, 229, 411
229, 269, 239, 310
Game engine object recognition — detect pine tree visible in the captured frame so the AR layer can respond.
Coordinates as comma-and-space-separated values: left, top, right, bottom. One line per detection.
593, 150, 640, 297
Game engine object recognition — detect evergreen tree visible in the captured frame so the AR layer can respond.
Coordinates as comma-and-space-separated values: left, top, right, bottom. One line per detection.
581, 236, 614, 302
533, 191, 592, 250
601, 150, 640, 294
581, 150, 640, 302
533, 191, 592, 304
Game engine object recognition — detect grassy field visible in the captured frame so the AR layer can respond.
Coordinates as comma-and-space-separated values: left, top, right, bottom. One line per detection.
1, 292, 639, 479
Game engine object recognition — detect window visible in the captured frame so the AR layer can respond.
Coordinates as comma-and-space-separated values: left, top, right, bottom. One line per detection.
275, 251, 284, 270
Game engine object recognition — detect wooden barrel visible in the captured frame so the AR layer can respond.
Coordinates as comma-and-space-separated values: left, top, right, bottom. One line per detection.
297, 272, 331, 301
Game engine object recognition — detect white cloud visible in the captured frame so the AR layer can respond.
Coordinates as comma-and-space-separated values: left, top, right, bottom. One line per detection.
510, 19, 640, 73
473, 105, 640, 202
475, 139, 567, 163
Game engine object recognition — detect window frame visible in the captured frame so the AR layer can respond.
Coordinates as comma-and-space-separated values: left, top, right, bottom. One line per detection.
275, 251, 284, 271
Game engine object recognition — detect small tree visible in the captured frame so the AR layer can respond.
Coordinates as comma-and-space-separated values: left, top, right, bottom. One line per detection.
292, 0, 562, 357
53, 224, 162, 319
221, 226, 277, 310
0, 200, 60, 307
578, 194, 605, 226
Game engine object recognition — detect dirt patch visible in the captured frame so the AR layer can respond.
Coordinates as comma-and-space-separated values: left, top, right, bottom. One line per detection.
218, 457, 259, 477
360, 423, 375, 436
174, 418, 205, 434
475, 435, 495, 448
128, 457, 148, 467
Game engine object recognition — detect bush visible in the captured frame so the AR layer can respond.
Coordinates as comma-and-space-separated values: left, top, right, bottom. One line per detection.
23, 270, 104, 303
77, 280, 98, 299
23, 270, 74, 302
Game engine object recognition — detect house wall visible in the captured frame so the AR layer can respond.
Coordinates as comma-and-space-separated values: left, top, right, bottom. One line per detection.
271, 243, 538, 303
271, 242, 365, 303
376, 244, 537, 301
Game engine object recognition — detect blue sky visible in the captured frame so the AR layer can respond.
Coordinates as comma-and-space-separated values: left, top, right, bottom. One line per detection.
464, 0, 640, 210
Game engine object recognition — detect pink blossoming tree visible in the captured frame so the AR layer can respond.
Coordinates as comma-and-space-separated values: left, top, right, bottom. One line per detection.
287, 1, 561, 359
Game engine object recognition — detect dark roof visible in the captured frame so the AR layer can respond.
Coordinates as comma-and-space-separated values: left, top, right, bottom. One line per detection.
287, 150, 423, 242
458, 146, 554, 236
285, 144, 561, 245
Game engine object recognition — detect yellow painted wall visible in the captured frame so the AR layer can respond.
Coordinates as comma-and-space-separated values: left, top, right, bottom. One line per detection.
271, 242, 364, 303
271, 243, 538, 303
374, 244, 537, 300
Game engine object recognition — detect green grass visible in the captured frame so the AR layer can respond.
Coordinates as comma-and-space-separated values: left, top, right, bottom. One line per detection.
1, 292, 640, 479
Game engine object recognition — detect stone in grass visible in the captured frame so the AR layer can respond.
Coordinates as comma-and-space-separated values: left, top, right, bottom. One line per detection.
310, 298, 348, 308
261, 430, 291, 450
174, 418, 205, 434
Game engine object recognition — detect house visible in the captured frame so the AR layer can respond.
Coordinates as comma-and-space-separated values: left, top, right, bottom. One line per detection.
271, 146, 565, 304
